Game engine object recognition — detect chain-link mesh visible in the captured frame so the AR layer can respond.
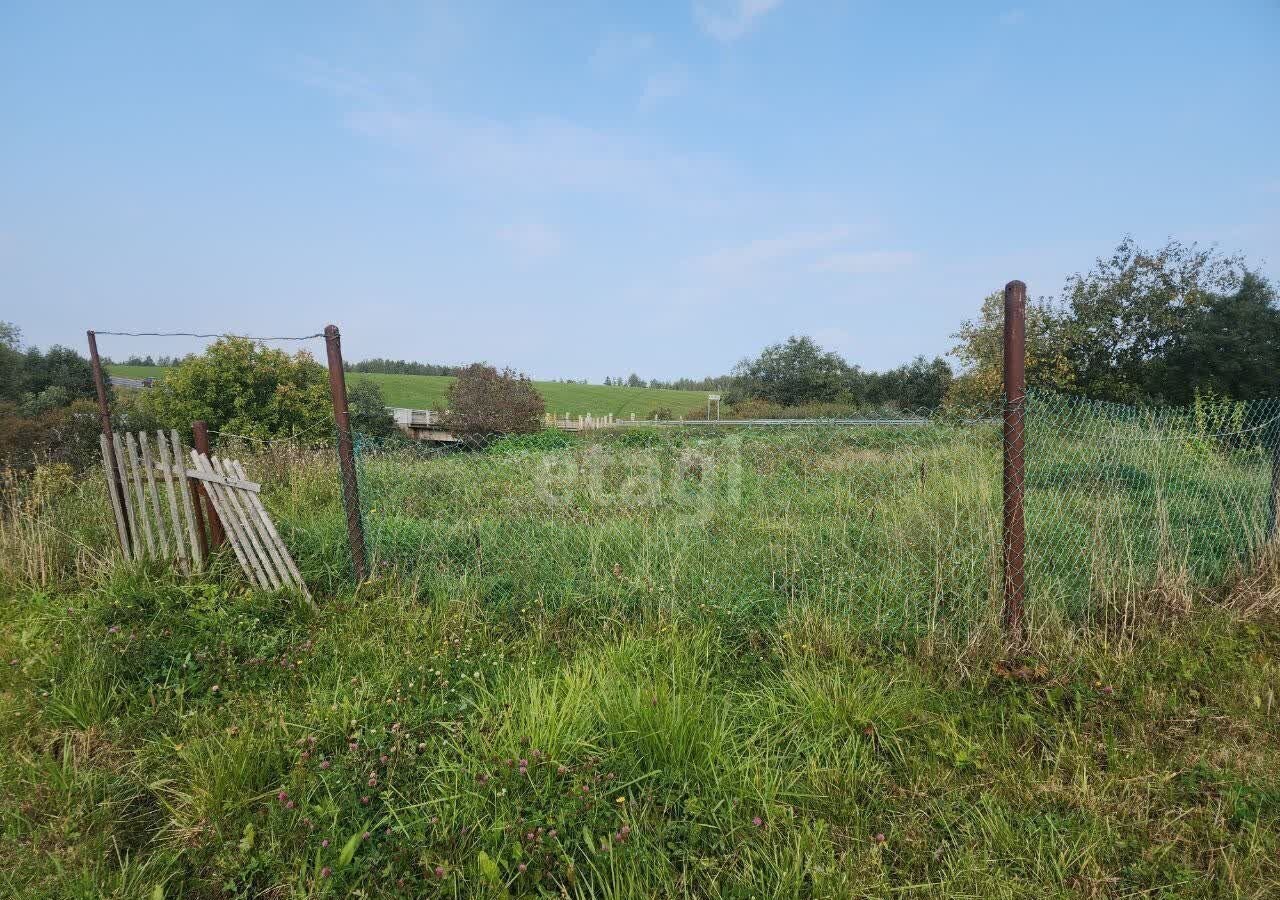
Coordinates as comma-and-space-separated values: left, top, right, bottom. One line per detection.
347, 393, 1279, 635
1024, 390, 1280, 618
353, 413, 1003, 636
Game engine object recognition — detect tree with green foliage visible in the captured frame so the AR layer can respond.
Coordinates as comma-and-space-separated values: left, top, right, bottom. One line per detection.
861, 356, 953, 409
949, 238, 1264, 407
1061, 237, 1244, 403
348, 379, 398, 438
0, 322, 95, 409
1163, 272, 1280, 403
732, 336, 849, 407
141, 336, 331, 441
0, 322, 24, 402
445, 363, 544, 436
947, 290, 1075, 406
20, 344, 94, 405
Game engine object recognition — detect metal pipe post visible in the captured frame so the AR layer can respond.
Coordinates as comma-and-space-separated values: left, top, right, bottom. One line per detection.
191, 420, 224, 549
1002, 280, 1027, 637
86, 330, 131, 547
324, 324, 368, 582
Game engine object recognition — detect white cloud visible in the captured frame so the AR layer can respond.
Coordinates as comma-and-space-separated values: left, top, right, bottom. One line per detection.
812, 250, 918, 274
695, 226, 855, 278
997, 9, 1026, 26
639, 67, 689, 109
497, 222, 563, 262
295, 60, 733, 207
694, 0, 784, 42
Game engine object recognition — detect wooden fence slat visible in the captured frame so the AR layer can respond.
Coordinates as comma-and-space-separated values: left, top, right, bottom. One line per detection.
190, 449, 260, 586
155, 431, 189, 574
172, 430, 204, 569
100, 431, 304, 594
181, 469, 261, 492
100, 434, 132, 561
223, 457, 290, 591
112, 433, 140, 558
124, 433, 156, 558
192, 450, 270, 589
139, 432, 170, 557
211, 455, 283, 591
230, 459, 311, 602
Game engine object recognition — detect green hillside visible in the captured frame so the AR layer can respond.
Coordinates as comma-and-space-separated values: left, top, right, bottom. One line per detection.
106, 365, 709, 418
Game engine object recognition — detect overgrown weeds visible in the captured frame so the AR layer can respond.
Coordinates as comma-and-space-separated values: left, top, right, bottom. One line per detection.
1, 562, 1277, 897
1, 408, 1278, 896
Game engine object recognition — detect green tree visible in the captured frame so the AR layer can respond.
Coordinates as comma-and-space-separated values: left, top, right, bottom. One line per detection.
348, 379, 397, 438
733, 336, 850, 406
1062, 237, 1244, 403
445, 363, 545, 436
0, 322, 23, 402
141, 337, 331, 440
20, 344, 94, 403
947, 291, 1073, 406
865, 356, 953, 409
1163, 272, 1280, 403
0, 323, 95, 409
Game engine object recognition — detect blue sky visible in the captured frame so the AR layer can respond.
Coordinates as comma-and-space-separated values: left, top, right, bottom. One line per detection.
2, 1, 1277, 381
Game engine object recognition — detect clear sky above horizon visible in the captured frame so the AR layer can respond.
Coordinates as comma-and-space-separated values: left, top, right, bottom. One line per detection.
2, 1, 1277, 381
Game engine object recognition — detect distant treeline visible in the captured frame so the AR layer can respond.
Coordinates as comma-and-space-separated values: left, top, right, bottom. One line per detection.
609, 375, 735, 391
106, 355, 183, 367
602, 351, 953, 411
345, 358, 462, 377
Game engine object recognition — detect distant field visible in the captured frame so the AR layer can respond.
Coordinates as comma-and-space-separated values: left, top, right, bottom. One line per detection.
106, 365, 709, 418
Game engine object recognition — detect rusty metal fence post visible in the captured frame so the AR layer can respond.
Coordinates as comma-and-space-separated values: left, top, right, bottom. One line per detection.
86, 330, 131, 548
324, 324, 368, 582
1002, 280, 1028, 636
191, 420, 222, 551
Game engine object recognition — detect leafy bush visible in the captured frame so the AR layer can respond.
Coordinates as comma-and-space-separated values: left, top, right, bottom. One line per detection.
445, 364, 544, 437
348, 379, 397, 439
141, 337, 331, 442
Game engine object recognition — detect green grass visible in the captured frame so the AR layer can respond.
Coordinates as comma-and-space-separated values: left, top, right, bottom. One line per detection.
351, 405, 1272, 638
2, 568, 1277, 897
3, 405, 1279, 897
106, 365, 710, 418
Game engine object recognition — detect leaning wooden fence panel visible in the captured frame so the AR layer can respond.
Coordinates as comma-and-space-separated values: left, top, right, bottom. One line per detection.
188, 450, 311, 602
99, 432, 309, 601
102, 430, 203, 573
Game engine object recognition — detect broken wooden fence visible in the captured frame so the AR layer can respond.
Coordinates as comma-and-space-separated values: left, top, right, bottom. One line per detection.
101, 430, 310, 600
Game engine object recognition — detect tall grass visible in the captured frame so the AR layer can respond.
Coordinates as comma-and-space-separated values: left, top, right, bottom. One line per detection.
348, 399, 1272, 646
0, 463, 117, 587
2, 396, 1278, 896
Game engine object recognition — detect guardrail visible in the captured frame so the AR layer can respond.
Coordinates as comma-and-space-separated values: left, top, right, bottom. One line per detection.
108, 376, 154, 389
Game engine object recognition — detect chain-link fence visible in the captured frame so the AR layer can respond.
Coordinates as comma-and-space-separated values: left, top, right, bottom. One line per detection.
1023, 390, 1279, 620
353, 412, 1001, 636
346, 390, 1279, 636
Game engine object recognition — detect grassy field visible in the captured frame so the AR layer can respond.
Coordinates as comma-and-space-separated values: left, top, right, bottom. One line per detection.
107, 365, 709, 418
2, 407, 1279, 897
